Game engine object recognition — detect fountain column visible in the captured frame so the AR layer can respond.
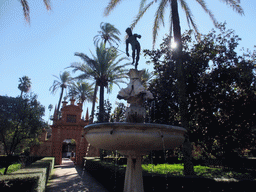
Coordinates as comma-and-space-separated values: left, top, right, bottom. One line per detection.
124, 155, 143, 192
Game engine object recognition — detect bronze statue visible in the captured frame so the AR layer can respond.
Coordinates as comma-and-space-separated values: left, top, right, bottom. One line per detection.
125, 28, 141, 69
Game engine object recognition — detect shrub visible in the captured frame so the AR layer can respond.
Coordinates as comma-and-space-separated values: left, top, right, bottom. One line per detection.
0, 163, 22, 175
0, 157, 54, 192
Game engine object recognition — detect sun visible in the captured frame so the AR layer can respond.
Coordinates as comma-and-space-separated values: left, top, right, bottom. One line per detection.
171, 40, 177, 49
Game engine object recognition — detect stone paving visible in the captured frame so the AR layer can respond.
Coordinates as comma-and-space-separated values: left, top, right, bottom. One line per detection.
46, 158, 109, 192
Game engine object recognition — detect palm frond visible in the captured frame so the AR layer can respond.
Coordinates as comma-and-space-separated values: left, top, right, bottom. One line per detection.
104, 0, 122, 16
153, 0, 168, 47
131, 1, 155, 30
75, 52, 98, 71
195, 0, 218, 27
139, 0, 149, 12
20, 0, 30, 23
43, 0, 51, 10
218, 0, 244, 15
180, 0, 199, 36
20, 0, 51, 23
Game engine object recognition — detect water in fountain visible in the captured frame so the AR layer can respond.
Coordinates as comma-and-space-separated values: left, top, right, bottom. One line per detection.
161, 133, 169, 190
82, 143, 91, 176
150, 150, 155, 191
113, 150, 118, 192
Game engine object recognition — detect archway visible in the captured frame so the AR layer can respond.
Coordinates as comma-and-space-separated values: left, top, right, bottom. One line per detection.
62, 139, 76, 160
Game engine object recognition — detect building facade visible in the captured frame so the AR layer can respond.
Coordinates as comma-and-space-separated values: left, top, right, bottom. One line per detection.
30, 99, 99, 165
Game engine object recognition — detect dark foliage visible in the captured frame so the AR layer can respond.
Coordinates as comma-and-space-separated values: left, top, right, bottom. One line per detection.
144, 24, 256, 158
0, 94, 46, 174
95, 99, 112, 122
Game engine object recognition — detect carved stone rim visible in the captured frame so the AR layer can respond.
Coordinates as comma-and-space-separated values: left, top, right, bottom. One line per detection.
84, 122, 187, 133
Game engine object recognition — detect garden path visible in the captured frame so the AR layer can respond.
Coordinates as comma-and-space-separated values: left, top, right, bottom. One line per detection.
46, 158, 108, 192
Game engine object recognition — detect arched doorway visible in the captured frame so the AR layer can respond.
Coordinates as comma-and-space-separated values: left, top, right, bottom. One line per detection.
62, 139, 76, 159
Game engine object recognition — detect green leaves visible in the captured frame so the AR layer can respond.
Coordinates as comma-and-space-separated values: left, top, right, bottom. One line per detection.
0, 94, 46, 155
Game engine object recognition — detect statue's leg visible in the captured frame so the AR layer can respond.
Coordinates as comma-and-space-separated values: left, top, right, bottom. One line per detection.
135, 46, 140, 67
132, 50, 135, 64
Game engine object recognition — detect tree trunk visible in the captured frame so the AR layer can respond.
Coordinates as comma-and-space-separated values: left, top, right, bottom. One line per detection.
99, 85, 104, 122
56, 87, 64, 119
90, 85, 98, 123
171, 0, 194, 176
4, 165, 9, 175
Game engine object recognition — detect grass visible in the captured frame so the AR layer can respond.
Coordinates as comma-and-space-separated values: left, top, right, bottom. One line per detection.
141, 163, 255, 180
0, 163, 22, 175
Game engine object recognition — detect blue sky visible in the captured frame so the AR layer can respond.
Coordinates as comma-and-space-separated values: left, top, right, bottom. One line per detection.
1, 0, 256, 122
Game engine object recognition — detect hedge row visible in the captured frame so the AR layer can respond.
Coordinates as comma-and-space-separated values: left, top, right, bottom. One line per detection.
0, 157, 54, 192
84, 157, 256, 192
84, 157, 125, 191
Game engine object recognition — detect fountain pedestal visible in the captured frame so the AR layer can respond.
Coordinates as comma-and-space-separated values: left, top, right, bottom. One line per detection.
124, 155, 143, 192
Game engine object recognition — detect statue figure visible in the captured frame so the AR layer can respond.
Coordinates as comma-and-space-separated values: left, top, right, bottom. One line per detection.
117, 69, 153, 122
125, 28, 141, 69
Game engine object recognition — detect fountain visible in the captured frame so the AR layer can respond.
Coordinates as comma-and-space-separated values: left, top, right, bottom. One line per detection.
84, 27, 186, 192
84, 68, 186, 192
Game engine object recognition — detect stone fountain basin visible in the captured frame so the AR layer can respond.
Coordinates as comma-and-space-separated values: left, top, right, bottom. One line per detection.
84, 122, 186, 155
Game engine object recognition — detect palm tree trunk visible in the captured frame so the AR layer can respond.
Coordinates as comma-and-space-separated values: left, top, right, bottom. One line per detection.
57, 87, 64, 119
99, 85, 104, 122
90, 85, 98, 122
171, 0, 194, 176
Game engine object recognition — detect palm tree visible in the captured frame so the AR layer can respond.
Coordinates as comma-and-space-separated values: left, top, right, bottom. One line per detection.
104, 0, 244, 175
69, 43, 129, 122
18, 76, 32, 97
49, 71, 72, 118
20, 0, 51, 23
68, 81, 94, 108
141, 69, 155, 88
93, 22, 121, 47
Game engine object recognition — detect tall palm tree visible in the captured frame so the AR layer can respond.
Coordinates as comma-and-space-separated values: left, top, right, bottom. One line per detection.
69, 43, 129, 122
18, 76, 32, 97
20, 0, 51, 23
68, 81, 94, 108
93, 22, 121, 47
49, 71, 72, 118
104, 0, 244, 175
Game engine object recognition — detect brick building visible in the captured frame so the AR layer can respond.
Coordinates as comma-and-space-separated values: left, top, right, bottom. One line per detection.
30, 99, 99, 165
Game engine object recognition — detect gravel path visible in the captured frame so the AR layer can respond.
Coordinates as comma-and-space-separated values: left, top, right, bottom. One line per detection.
46, 158, 109, 192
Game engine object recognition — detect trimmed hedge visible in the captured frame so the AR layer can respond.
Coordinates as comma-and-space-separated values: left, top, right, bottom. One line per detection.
84, 157, 125, 191
84, 157, 256, 192
0, 157, 54, 192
